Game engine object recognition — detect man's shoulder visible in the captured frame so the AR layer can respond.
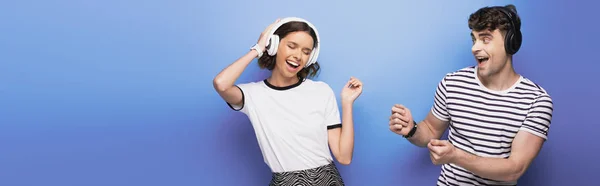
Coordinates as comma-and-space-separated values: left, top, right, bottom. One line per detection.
518, 77, 552, 99
450, 66, 476, 75
440, 66, 477, 81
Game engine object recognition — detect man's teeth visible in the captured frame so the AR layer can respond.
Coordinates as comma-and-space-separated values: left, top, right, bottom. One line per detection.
477, 57, 489, 62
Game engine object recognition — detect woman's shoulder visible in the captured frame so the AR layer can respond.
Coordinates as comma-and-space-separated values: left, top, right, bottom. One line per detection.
303, 79, 335, 94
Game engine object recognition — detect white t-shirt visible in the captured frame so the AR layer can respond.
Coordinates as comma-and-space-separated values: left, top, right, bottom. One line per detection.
227, 79, 342, 173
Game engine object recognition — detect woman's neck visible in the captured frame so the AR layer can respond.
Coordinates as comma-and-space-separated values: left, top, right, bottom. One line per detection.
267, 73, 300, 87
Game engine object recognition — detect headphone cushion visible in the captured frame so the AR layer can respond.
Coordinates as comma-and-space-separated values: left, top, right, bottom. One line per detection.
267, 35, 279, 56
504, 29, 515, 55
306, 45, 319, 67
512, 31, 522, 54
306, 50, 315, 67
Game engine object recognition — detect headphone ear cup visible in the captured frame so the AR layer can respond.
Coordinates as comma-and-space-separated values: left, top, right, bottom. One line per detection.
313, 48, 320, 66
512, 31, 522, 54
306, 45, 320, 68
266, 35, 279, 56
504, 29, 516, 55
306, 50, 316, 67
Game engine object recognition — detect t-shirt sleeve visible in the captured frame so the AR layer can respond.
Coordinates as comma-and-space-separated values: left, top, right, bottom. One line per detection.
431, 76, 450, 121
324, 84, 342, 130
226, 83, 253, 115
519, 95, 553, 140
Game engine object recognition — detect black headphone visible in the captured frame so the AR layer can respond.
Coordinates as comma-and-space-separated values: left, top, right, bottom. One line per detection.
497, 6, 522, 55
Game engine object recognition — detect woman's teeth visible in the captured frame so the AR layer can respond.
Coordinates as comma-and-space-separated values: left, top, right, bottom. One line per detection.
287, 60, 299, 68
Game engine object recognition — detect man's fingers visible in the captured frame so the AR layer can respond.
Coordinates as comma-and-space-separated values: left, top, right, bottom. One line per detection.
427, 141, 435, 151
390, 124, 404, 131
429, 152, 436, 163
428, 140, 443, 154
430, 139, 447, 146
391, 106, 405, 114
391, 111, 410, 124
429, 146, 441, 165
390, 118, 407, 127
392, 105, 411, 118
429, 139, 443, 146
389, 124, 403, 133
429, 145, 443, 155
394, 104, 406, 109
389, 113, 406, 124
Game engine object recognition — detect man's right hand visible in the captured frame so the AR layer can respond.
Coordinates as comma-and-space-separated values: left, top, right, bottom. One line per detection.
389, 104, 415, 136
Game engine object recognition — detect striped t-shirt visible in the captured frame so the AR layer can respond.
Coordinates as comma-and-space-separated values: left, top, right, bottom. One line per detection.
431, 66, 553, 186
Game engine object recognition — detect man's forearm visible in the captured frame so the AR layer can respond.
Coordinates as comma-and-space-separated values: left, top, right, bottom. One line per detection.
452, 148, 523, 182
407, 121, 437, 147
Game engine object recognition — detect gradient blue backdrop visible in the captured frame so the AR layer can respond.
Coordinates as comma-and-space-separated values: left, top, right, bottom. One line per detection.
1, 0, 598, 185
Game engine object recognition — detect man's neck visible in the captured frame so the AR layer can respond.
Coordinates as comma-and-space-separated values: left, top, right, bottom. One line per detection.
480, 72, 519, 91
479, 61, 520, 91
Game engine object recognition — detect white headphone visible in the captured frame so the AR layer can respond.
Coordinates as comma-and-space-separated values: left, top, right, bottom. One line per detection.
264, 17, 321, 68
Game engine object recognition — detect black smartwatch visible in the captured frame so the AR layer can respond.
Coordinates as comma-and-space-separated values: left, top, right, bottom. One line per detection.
403, 120, 418, 138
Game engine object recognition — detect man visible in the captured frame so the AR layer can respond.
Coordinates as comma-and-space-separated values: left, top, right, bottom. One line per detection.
389, 4, 553, 185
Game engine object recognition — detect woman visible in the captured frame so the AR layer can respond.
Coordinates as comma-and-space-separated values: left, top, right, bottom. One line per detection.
212, 17, 362, 186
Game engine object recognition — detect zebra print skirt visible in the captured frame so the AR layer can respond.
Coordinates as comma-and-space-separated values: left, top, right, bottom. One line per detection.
269, 162, 344, 186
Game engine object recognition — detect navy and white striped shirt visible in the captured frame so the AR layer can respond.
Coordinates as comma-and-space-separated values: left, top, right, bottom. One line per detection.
431, 66, 553, 186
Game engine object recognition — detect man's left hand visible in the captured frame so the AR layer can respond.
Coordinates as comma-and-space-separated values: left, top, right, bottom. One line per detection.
427, 139, 458, 165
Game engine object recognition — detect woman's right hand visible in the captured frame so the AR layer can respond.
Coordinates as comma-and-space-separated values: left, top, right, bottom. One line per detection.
256, 18, 281, 53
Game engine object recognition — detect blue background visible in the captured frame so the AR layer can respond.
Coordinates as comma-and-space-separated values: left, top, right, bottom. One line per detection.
1, 0, 598, 185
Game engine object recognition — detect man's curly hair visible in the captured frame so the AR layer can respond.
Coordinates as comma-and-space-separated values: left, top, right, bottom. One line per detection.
468, 4, 520, 34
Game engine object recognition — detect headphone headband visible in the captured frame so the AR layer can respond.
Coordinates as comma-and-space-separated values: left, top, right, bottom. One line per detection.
497, 7, 520, 32
264, 17, 321, 68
